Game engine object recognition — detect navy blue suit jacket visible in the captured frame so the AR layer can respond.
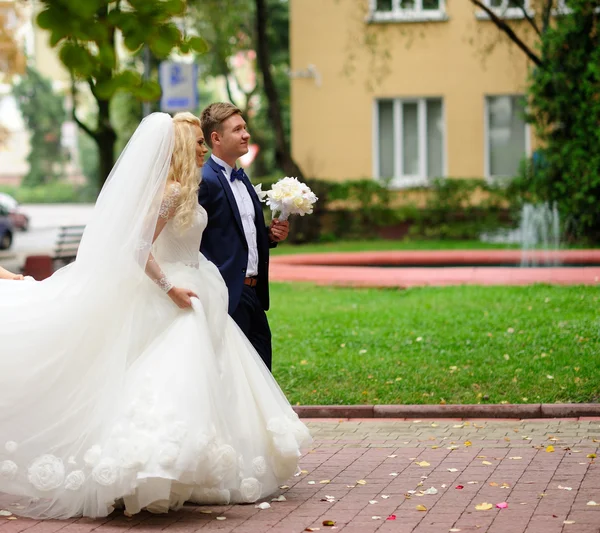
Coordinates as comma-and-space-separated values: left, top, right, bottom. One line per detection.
198, 157, 274, 314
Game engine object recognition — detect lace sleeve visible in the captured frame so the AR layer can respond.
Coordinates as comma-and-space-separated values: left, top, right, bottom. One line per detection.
145, 182, 181, 292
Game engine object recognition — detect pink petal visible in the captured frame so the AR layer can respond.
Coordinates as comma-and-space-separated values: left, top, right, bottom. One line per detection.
496, 502, 508, 509
386, 515, 397, 521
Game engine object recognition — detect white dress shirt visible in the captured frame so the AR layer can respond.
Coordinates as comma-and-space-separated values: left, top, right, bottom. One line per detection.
211, 155, 259, 277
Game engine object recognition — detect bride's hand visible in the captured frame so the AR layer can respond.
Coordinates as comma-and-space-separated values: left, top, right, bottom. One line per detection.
167, 286, 198, 309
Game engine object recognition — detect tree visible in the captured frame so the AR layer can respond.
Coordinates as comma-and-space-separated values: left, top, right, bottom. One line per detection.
254, 0, 303, 177
523, 0, 600, 241
12, 66, 66, 187
0, 0, 25, 79
189, 0, 301, 177
36, 0, 207, 187
0, 0, 26, 150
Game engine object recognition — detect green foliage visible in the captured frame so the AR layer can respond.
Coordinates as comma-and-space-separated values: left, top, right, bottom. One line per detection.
253, 176, 517, 243
408, 178, 516, 240
36, 0, 206, 101
77, 128, 99, 189
190, 0, 291, 176
11, 66, 66, 187
36, 0, 208, 186
0, 182, 97, 203
525, 0, 600, 242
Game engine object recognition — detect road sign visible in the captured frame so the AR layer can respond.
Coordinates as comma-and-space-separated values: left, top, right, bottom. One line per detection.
159, 62, 198, 112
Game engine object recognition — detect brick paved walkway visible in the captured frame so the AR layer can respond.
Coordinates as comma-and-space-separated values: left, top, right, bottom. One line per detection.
2, 419, 599, 533
270, 251, 600, 288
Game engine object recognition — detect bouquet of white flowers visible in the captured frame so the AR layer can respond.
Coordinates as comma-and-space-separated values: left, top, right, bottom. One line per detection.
257, 177, 318, 221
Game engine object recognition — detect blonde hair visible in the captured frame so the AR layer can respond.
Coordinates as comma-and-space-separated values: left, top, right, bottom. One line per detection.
200, 102, 242, 149
167, 115, 200, 230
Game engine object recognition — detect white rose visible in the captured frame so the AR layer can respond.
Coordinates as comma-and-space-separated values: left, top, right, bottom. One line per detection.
217, 445, 237, 470
252, 456, 267, 478
206, 444, 237, 484
83, 445, 102, 466
239, 477, 262, 503
4, 441, 18, 454
64, 470, 85, 491
119, 440, 152, 470
92, 459, 118, 486
27, 455, 65, 491
0, 460, 18, 480
158, 443, 180, 468
168, 422, 188, 444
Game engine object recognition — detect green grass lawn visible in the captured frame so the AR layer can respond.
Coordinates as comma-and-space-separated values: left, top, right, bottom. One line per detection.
272, 240, 520, 255
270, 283, 600, 406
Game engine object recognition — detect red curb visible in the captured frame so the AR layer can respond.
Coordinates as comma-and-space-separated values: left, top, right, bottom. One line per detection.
541, 403, 600, 417
293, 403, 600, 419
293, 405, 374, 418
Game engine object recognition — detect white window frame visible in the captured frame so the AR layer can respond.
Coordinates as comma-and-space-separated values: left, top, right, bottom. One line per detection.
368, 0, 448, 23
475, 0, 535, 20
373, 97, 446, 189
484, 94, 531, 182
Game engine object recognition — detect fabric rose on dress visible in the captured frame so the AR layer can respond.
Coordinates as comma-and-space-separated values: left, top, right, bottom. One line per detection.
252, 456, 267, 477
28, 455, 65, 491
4, 441, 18, 454
240, 477, 262, 502
92, 459, 118, 486
83, 445, 102, 467
158, 443, 180, 468
0, 460, 18, 480
64, 470, 85, 491
118, 440, 152, 470
167, 421, 188, 444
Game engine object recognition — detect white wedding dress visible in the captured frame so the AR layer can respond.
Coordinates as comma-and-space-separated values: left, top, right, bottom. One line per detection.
0, 113, 311, 519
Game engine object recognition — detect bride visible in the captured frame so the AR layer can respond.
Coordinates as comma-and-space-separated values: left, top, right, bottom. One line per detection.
0, 113, 311, 519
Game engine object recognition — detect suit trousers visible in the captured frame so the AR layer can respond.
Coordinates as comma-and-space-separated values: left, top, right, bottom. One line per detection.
230, 284, 272, 371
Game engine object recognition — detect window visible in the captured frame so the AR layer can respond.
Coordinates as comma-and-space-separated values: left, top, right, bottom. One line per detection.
375, 98, 445, 187
477, 0, 532, 19
485, 95, 529, 179
369, 0, 447, 22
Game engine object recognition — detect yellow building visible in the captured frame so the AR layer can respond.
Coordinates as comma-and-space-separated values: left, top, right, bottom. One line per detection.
290, 0, 543, 186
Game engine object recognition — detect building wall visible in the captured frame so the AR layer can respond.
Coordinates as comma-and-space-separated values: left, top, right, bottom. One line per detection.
290, 0, 537, 183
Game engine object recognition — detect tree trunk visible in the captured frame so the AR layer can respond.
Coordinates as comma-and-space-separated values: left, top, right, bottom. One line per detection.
254, 0, 304, 178
96, 98, 116, 189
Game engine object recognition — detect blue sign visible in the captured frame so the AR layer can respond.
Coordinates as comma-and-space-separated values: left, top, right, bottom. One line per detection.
159, 62, 198, 112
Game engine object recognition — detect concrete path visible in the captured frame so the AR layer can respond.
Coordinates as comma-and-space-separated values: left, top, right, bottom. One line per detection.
3, 418, 599, 532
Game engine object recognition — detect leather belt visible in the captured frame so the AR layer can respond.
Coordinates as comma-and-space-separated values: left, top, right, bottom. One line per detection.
244, 276, 258, 287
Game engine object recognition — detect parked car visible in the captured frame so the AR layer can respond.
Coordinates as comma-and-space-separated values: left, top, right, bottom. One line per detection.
0, 204, 13, 250
0, 192, 29, 231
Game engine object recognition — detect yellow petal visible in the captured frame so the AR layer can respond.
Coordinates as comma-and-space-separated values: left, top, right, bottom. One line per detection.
464, 441, 472, 447
415, 505, 427, 511
356, 480, 367, 485
416, 461, 430, 467
546, 445, 555, 453
587, 453, 597, 459
475, 502, 493, 511
482, 461, 493, 465
320, 480, 331, 484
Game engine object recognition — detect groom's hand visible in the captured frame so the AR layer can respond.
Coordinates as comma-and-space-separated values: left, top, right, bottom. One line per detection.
269, 219, 289, 243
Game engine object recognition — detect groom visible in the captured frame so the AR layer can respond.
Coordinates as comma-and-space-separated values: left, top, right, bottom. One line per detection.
198, 102, 288, 371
